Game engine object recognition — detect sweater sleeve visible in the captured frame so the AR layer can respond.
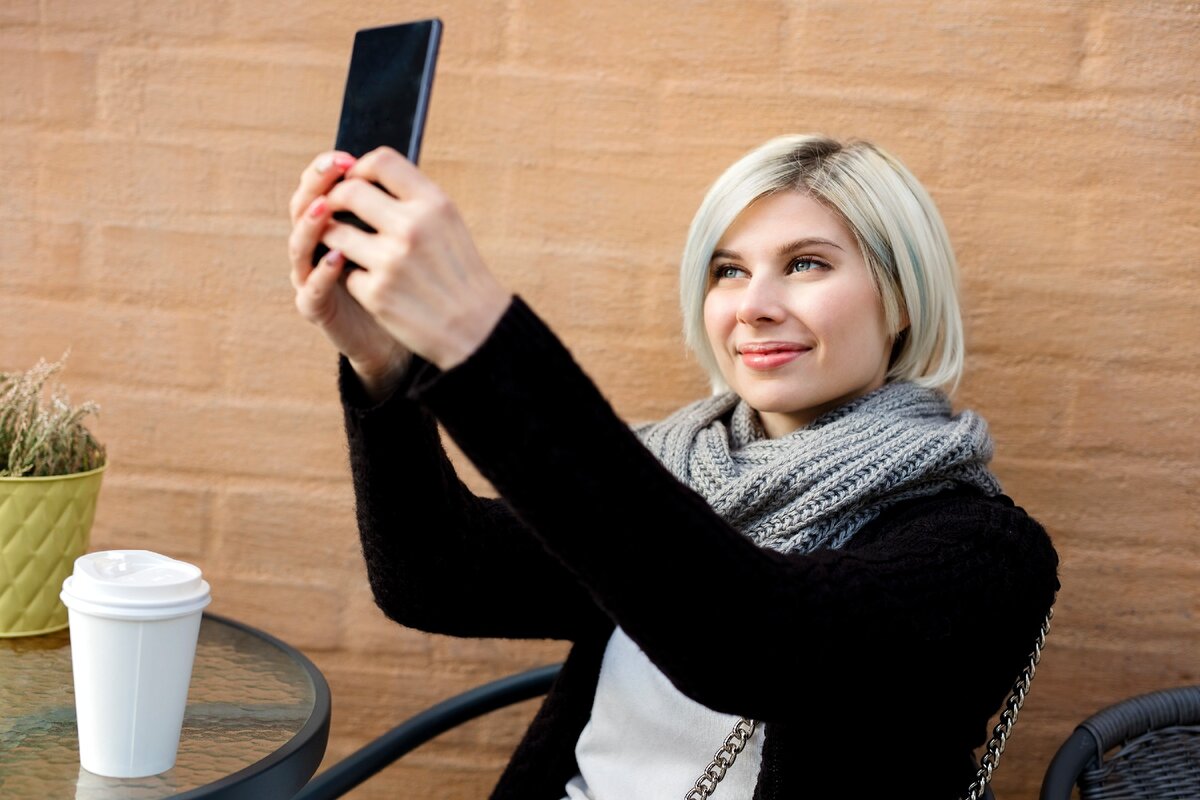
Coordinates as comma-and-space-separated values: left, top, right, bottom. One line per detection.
339, 355, 609, 641
413, 297, 1060, 721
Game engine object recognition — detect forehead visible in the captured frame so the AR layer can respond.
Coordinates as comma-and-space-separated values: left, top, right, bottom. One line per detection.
716, 191, 855, 252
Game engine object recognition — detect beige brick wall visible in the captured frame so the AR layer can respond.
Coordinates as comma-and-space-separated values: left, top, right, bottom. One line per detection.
2, 2, 1196, 797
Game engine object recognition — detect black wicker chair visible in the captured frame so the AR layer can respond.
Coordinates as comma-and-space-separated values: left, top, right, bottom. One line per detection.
292, 659, 1010, 799
293, 663, 562, 800
1040, 685, 1200, 799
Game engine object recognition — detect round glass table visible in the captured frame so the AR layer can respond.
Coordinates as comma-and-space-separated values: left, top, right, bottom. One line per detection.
0, 612, 330, 799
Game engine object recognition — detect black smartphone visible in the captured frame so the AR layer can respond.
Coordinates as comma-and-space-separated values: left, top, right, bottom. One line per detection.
313, 19, 442, 268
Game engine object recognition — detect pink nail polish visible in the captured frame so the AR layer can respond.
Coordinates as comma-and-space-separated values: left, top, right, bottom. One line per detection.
325, 249, 344, 267
307, 198, 328, 218
333, 154, 356, 171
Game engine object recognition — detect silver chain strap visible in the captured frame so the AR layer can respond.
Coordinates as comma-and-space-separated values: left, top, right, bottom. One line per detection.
684, 717, 757, 800
684, 606, 1053, 800
963, 606, 1054, 800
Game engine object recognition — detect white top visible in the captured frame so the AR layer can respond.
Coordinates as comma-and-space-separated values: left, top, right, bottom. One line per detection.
561, 626, 763, 800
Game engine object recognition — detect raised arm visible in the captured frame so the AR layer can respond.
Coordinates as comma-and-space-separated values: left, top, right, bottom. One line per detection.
408, 297, 1060, 721
288, 151, 603, 642
340, 355, 607, 641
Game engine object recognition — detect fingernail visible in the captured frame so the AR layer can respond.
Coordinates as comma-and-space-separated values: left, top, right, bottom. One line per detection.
315, 155, 334, 175
325, 249, 344, 268
307, 197, 328, 219
333, 154, 357, 171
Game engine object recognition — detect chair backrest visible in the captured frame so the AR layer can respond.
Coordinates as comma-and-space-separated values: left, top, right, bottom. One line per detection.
1040, 685, 1200, 800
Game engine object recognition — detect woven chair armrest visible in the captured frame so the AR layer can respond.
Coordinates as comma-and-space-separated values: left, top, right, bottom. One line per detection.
1079, 686, 1200, 753
1040, 686, 1200, 800
1040, 728, 1101, 800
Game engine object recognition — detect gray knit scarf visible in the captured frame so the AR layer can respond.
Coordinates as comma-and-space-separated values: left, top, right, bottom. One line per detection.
634, 381, 1001, 554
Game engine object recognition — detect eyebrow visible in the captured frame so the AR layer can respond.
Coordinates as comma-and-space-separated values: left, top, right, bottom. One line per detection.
710, 237, 846, 262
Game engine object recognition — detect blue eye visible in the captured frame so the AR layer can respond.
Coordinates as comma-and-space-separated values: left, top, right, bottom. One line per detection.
712, 264, 744, 280
789, 257, 827, 273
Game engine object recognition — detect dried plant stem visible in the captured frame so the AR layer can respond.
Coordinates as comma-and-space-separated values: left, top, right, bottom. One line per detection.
0, 354, 105, 478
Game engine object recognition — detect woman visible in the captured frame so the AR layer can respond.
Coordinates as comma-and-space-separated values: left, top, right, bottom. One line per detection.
288, 134, 1059, 799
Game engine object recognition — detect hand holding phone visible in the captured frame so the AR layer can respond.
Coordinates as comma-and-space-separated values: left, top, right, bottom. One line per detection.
291, 19, 508, 382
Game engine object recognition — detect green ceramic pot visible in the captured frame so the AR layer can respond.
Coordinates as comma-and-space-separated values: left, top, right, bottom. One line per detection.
0, 465, 105, 637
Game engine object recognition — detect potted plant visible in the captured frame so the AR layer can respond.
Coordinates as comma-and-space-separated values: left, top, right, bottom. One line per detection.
0, 355, 106, 637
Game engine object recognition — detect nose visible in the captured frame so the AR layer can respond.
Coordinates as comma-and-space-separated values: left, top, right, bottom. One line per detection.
736, 272, 786, 325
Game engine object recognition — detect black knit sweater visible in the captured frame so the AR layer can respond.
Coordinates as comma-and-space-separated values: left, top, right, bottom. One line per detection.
340, 296, 1060, 800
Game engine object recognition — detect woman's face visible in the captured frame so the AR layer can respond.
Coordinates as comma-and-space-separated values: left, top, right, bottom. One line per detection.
703, 190, 895, 439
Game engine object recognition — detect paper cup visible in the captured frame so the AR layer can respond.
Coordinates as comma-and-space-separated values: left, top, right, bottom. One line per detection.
60, 550, 211, 778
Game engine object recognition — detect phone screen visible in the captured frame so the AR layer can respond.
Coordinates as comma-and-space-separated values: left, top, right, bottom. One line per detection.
314, 19, 442, 268
335, 20, 441, 164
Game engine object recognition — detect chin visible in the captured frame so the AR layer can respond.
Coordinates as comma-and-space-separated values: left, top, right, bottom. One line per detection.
742, 389, 821, 415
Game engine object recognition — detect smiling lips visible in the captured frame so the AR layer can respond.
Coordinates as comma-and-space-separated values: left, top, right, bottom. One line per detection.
737, 342, 811, 370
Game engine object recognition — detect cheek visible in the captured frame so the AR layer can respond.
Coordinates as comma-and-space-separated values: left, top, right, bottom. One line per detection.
702, 295, 729, 348
811, 286, 890, 351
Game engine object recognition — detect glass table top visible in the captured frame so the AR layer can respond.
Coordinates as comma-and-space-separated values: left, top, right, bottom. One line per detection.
0, 613, 327, 799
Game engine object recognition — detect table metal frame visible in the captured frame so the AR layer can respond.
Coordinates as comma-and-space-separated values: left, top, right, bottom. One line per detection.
172, 612, 331, 799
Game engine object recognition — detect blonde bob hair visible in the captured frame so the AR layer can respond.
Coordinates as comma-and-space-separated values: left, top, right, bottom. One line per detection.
681, 134, 964, 393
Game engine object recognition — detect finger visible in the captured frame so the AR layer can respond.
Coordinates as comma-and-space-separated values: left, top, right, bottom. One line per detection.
294, 249, 346, 322
341, 259, 372, 306
341, 260, 418, 330
325, 177, 413, 238
288, 195, 334, 290
346, 146, 442, 203
312, 150, 357, 178
288, 150, 358, 224
320, 216, 394, 276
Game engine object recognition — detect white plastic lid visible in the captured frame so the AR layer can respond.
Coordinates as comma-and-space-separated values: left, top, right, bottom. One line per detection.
61, 550, 212, 621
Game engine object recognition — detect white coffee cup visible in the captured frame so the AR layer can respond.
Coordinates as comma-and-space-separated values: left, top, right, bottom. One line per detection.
60, 550, 212, 778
